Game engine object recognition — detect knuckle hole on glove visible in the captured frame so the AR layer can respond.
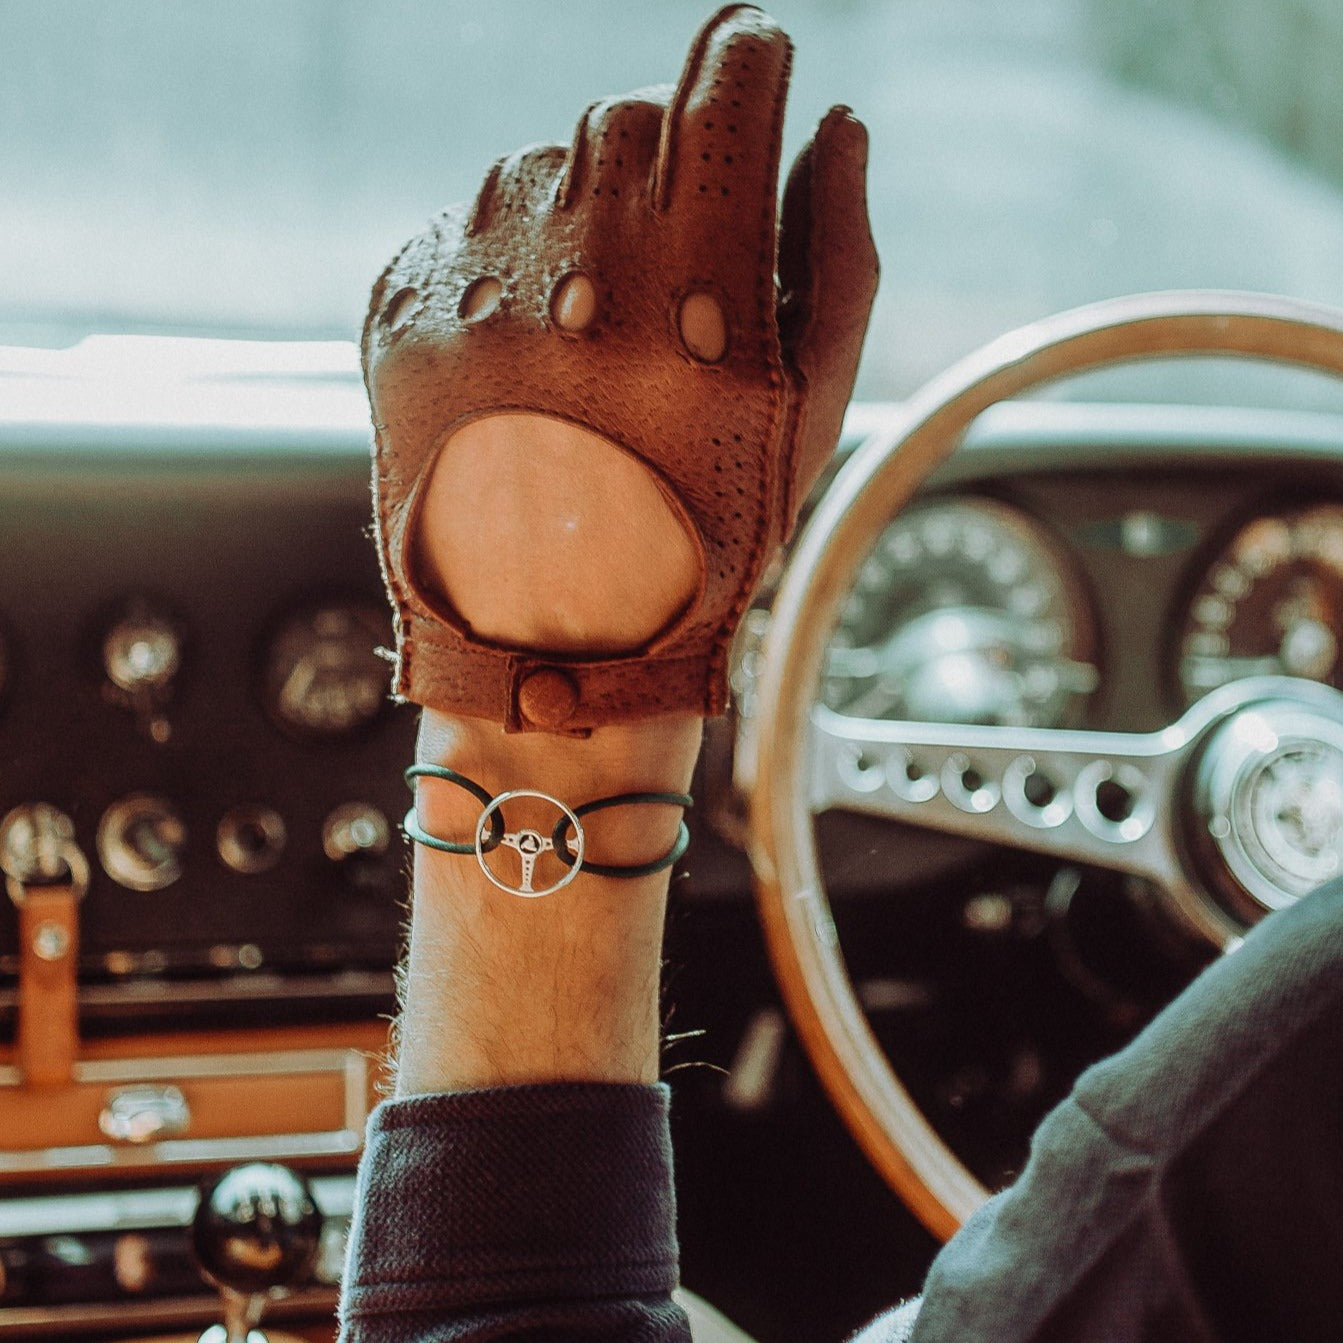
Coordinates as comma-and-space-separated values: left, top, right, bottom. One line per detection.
679, 292, 727, 364
551, 273, 598, 334
383, 287, 417, 331
460, 276, 503, 323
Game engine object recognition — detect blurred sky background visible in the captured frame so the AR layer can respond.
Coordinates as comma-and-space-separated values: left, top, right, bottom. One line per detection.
3, 0, 1343, 400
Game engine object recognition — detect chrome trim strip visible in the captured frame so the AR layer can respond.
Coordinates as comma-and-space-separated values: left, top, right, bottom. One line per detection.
67, 1048, 365, 1084
0, 1130, 361, 1175
0, 969, 397, 1012
0, 1173, 355, 1238
343, 1051, 369, 1134
0, 1284, 338, 1336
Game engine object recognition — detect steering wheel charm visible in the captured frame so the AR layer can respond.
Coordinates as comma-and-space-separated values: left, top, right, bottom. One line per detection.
475, 790, 585, 898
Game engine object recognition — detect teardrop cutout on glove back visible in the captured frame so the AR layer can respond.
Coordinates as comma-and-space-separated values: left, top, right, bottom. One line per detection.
411, 412, 702, 655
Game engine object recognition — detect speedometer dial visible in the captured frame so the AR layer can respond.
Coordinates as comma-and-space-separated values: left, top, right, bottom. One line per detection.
1178, 504, 1343, 704
822, 498, 1098, 726
262, 600, 391, 739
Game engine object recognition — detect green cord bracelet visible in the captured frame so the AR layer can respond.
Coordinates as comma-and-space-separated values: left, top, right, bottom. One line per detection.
402, 765, 691, 880
403, 764, 504, 855
550, 793, 692, 878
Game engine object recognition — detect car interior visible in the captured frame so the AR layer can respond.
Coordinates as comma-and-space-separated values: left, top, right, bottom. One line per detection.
3, 3, 1343, 1341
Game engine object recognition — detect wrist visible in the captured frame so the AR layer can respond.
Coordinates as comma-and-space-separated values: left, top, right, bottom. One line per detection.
393, 709, 702, 1096
413, 710, 702, 867
417, 709, 704, 784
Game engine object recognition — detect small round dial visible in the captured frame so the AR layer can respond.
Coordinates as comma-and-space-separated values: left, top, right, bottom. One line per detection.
103, 610, 181, 694
97, 795, 186, 892
822, 498, 1098, 727
262, 601, 391, 738
1178, 504, 1343, 704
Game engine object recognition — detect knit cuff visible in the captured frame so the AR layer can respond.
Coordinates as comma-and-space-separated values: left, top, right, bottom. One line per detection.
341, 1083, 678, 1319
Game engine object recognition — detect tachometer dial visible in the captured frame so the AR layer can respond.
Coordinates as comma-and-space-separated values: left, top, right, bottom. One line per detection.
1178, 504, 1343, 704
822, 498, 1098, 726
262, 601, 391, 738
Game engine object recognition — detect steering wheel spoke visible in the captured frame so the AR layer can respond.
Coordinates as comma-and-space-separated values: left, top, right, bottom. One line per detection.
812, 706, 1186, 888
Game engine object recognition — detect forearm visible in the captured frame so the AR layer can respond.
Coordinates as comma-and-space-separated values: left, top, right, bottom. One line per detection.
340, 711, 700, 1343
395, 709, 702, 1094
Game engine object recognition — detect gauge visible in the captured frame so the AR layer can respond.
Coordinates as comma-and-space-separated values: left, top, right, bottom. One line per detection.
262, 601, 391, 738
1178, 503, 1343, 704
821, 498, 1098, 726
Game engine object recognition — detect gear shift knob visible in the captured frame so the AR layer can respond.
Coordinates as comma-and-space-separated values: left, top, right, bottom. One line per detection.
191, 1162, 323, 1343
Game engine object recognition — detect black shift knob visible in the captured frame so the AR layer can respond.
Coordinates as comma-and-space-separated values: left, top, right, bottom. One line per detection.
191, 1162, 323, 1298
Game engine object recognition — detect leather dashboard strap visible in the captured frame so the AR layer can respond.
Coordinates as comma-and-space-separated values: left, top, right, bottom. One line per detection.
17, 884, 80, 1088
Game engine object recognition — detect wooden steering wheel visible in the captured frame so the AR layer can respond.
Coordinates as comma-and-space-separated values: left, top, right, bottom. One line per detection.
748, 291, 1343, 1238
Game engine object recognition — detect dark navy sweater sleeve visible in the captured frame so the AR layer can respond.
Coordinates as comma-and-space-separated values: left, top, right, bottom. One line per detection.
338, 878, 1343, 1342
338, 1082, 692, 1341
908, 875, 1343, 1343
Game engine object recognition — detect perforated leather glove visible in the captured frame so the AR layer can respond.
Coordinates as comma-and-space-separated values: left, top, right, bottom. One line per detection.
363, 3, 878, 732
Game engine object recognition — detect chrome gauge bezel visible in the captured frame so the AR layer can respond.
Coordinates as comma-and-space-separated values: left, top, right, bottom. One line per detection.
1173, 499, 1343, 709
818, 494, 1100, 730
258, 596, 393, 742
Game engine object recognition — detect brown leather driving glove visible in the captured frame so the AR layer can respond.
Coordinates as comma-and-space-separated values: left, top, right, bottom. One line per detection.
364, 2, 878, 732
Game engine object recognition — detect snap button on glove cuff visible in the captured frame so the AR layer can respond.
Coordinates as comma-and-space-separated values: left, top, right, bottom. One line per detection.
363, 3, 878, 732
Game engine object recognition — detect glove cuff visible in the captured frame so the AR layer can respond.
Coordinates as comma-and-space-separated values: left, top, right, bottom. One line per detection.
393, 613, 725, 733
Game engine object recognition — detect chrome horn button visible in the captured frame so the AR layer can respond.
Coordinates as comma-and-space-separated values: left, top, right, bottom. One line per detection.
1192, 700, 1343, 917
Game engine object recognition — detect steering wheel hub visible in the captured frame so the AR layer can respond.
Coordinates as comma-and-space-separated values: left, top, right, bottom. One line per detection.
1193, 701, 1343, 917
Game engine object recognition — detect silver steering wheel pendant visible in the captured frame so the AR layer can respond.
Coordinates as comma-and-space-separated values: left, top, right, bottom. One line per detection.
475, 789, 586, 897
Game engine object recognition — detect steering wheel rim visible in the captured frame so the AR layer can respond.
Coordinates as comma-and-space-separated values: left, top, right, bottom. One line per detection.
748, 290, 1343, 1240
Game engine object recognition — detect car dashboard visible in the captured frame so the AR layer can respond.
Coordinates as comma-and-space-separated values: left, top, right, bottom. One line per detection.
1, 337, 1342, 1341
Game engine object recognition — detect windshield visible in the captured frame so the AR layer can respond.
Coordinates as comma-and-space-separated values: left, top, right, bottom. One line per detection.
5, 0, 1343, 400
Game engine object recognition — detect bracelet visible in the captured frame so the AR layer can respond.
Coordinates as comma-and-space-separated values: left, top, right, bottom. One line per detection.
403, 764, 692, 898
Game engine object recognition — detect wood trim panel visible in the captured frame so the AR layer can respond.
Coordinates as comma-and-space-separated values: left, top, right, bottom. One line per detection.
0, 1021, 393, 1184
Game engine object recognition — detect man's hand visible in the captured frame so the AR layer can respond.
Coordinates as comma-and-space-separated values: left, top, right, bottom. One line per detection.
363, 3, 877, 733
382, 3, 873, 1093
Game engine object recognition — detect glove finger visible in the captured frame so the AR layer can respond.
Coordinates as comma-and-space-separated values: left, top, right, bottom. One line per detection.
777, 105, 879, 521
557, 87, 672, 211
467, 143, 568, 237
652, 4, 792, 218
